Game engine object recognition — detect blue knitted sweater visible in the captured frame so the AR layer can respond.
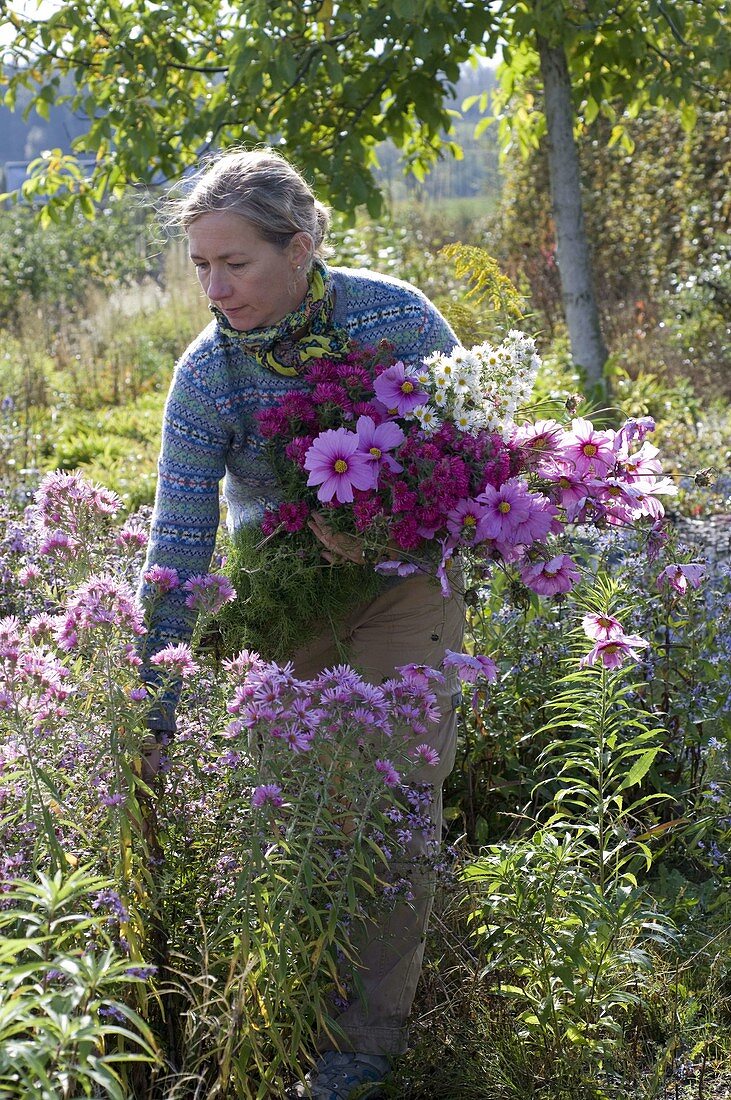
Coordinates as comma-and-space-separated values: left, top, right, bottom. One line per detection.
139, 265, 458, 729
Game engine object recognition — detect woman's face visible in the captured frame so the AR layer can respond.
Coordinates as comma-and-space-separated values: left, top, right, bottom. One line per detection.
187, 211, 310, 331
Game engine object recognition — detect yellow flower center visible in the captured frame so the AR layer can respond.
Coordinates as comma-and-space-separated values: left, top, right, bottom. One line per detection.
498, 501, 512, 514
582, 442, 598, 457
401, 381, 414, 393
559, 477, 571, 489
464, 515, 477, 527
369, 447, 382, 458
334, 459, 348, 474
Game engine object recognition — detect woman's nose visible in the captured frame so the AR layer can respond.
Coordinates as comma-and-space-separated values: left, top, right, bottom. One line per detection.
206, 267, 231, 302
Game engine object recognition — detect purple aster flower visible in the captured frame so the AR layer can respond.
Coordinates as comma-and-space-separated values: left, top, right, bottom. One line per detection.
303, 428, 378, 504
355, 415, 405, 473
143, 565, 180, 592
520, 554, 581, 596
251, 783, 284, 809
375, 759, 401, 787
150, 643, 199, 680
410, 743, 440, 767
373, 361, 427, 417
183, 573, 237, 615
128, 686, 148, 702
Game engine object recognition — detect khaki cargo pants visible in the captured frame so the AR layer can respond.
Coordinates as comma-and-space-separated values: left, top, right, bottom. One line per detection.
292, 571, 465, 1057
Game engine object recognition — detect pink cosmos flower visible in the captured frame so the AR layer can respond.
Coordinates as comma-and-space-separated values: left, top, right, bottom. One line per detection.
184, 573, 236, 615
355, 415, 405, 473
446, 498, 490, 542
304, 427, 378, 503
375, 758, 401, 787
561, 418, 616, 477
656, 563, 705, 594
520, 554, 581, 596
375, 560, 420, 577
582, 612, 625, 641
512, 419, 565, 470
150, 643, 199, 679
544, 471, 589, 522
373, 361, 427, 416
614, 416, 656, 455
443, 649, 498, 684
251, 783, 284, 809
144, 565, 180, 592
477, 479, 533, 540
580, 634, 649, 669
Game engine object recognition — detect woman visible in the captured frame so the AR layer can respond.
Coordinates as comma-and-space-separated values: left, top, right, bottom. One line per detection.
140, 147, 465, 1099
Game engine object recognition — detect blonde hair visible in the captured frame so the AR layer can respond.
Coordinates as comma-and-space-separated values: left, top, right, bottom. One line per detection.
170, 147, 331, 261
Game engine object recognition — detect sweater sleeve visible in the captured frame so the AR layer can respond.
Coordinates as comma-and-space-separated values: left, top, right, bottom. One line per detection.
137, 349, 230, 731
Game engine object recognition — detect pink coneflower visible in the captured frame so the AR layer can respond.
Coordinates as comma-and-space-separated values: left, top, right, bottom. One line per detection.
355, 415, 405, 473
144, 565, 180, 592
150, 643, 199, 679
183, 573, 236, 615
561, 418, 616, 477
582, 612, 625, 641
580, 634, 649, 669
251, 783, 284, 809
373, 361, 427, 416
520, 554, 581, 596
304, 428, 378, 503
657, 563, 705, 594
443, 650, 498, 684
375, 759, 401, 787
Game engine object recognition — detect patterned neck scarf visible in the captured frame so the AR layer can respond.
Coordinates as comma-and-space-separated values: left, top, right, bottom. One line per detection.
211, 259, 350, 377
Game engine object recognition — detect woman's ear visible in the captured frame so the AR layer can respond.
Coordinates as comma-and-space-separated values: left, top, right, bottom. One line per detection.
289, 231, 314, 270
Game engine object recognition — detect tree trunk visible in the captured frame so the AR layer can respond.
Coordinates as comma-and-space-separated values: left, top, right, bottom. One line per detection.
536, 32, 608, 393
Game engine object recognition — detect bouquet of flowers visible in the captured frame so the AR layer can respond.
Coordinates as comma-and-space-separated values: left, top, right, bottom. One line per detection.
217, 333, 675, 659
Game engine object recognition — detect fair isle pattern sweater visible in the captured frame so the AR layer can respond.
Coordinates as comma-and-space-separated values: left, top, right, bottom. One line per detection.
139, 265, 458, 729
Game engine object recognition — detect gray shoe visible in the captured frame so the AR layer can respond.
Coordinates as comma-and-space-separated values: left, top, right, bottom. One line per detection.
288, 1050, 390, 1099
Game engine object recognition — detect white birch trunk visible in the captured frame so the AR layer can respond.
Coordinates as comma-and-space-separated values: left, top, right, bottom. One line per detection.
537, 32, 608, 392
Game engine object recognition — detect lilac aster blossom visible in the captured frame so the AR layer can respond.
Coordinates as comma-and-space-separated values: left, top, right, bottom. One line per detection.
150, 643, 199, 680
183, 573, 237, 615
303, 427, 378, 503
60, 575, 146, 641
251, 783, 284, 809
375, 759, 401, 787
410, 743, 440, 767
373, 361, 427, 417
657, 563, 706, 594
143, 565, 180, 592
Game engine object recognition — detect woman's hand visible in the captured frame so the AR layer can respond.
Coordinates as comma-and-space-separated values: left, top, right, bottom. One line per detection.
308, 512, 366, 565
